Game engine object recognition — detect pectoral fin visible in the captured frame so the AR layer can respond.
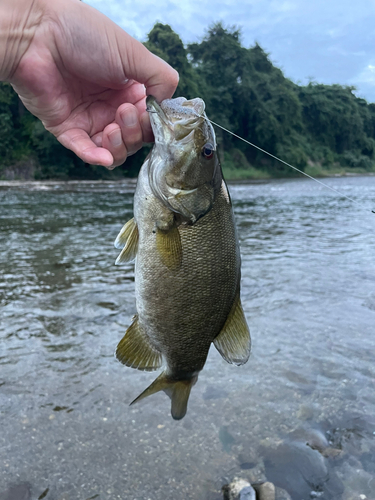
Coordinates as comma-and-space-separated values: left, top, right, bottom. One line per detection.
156, 225, 182, 271
115, 218, 139, 264
116, 315, 162, 371
214, 294, 251, 366
114, 217, 136, 249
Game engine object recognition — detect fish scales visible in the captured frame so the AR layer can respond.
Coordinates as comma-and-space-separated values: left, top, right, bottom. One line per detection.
115, 96, 250, 420
135, 166, 239, 373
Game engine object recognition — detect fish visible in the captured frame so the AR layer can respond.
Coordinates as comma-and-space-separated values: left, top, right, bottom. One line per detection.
114, 96, 250, 420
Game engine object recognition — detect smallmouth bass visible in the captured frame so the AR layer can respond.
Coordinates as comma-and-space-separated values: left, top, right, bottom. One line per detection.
115, 96, 250, 420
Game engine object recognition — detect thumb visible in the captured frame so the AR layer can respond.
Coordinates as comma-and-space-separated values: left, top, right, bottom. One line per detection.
115, 31, 179, 102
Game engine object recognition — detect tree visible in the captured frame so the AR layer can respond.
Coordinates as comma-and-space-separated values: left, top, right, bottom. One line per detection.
145, 23, 200, 99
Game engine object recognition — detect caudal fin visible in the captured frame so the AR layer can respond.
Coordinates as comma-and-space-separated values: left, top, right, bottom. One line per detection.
130, 372, 198, 420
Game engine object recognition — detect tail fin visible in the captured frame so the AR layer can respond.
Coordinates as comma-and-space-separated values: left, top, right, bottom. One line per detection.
130, 371, 198, 420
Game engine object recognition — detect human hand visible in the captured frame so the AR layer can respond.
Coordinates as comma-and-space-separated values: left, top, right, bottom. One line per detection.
1, 0, 178, 168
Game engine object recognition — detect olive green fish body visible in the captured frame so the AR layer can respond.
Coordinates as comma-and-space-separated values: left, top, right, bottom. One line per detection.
134, 162, 240, 377
115, 96, 250, 420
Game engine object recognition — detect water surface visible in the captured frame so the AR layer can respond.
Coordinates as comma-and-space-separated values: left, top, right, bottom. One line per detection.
1, 177, 374, 500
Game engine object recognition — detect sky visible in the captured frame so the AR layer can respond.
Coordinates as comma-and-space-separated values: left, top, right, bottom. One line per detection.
86, 0, 375, 103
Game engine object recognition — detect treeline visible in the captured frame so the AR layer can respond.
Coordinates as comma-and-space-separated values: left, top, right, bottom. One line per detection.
1, 22, 375, 180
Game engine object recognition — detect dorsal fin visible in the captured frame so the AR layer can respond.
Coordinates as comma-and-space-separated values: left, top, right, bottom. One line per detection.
116, 315, 162, 371
214, 293, 251, 366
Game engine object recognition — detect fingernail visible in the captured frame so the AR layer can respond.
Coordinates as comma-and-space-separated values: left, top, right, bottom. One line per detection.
109, 129, 122, 148
121, 109, 137, 128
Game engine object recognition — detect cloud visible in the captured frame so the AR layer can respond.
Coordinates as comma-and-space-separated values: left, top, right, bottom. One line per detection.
86, 0, 375, 102
350, 62, 375, 101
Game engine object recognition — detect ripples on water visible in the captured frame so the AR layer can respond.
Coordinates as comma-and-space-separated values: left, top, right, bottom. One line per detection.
0, 177, 374, 500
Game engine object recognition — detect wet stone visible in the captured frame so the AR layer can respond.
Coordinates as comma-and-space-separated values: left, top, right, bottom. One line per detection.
289, 427, 329, 454
256, 482, 276, 500
260, 440, 329, 498
222, 478, 256, 500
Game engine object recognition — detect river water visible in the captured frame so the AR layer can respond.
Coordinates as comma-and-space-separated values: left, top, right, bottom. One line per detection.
0, 176, 374, 500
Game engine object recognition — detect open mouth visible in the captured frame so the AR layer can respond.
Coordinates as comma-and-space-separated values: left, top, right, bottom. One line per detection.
146, 96, 203, 130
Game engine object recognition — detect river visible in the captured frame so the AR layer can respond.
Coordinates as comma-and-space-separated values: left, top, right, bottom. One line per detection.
0, 176, 374, 500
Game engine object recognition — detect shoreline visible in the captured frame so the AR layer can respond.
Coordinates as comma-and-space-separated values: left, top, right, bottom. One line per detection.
1, 171, 375, 189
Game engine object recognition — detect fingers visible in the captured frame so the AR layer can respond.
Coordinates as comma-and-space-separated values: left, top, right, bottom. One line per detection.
143, 54, 179, 102
58, 104, 147, 169
99, 104, 143, 168
116, 103, 143, 155
101, 124, 127, 169
58, 129, 113, 167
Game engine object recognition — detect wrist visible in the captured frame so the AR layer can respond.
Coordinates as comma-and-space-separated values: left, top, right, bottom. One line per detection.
0, 0, 46, 81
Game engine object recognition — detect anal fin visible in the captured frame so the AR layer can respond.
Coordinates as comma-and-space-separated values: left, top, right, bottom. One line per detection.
214, 293, 251, 366
115, 218, 139, 264
116, 315, 162, 371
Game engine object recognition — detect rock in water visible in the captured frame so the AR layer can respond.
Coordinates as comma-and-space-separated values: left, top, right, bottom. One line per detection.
222, 478, 256, 500
275, 487, 292, 500
0, 484, 31, 500
256, 482, 276, 500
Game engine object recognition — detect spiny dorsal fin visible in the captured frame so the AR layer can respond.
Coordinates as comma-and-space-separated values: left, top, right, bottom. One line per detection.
130, 371, 198, 420
115, 219, 139, 264
214, 293, 251, 366
116, 315, 162, 371
156, 224, 182, 271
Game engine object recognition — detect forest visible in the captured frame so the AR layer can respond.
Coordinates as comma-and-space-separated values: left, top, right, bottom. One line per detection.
1, 22, 375, 180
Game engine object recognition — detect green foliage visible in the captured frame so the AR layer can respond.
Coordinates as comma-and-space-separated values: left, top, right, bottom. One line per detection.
145, 23, 200, 98
221, 148, 269, 180
1, 23, 375, 180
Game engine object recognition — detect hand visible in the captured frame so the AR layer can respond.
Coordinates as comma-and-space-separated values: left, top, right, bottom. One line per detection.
3, 0, 178, 168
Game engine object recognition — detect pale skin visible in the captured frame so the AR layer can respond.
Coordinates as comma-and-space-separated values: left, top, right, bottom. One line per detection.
0, 0, 179, 168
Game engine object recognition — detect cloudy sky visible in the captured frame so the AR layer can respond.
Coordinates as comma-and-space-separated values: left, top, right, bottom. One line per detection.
86, 0, 375, 103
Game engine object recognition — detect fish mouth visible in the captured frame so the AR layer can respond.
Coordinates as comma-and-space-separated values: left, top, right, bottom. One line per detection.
146, 96, 165, 120
146, 95, 205, 140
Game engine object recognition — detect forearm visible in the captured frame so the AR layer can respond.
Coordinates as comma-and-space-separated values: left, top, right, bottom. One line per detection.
0, 0, 45, 81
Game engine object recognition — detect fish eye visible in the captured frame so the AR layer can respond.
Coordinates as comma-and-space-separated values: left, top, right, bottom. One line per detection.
202, 143, 214, 159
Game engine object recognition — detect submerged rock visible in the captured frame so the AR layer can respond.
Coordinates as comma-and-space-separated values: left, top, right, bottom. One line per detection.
259, 427, 345, 499
255, 482, 276, 500
0, 484, 31, 500
260, 440, 329, 498
222, 478, 256, 500
275, 487, 292, 500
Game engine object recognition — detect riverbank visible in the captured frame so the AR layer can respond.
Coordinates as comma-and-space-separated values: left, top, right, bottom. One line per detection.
1, 168, 375, 187
221, 164, 375, 181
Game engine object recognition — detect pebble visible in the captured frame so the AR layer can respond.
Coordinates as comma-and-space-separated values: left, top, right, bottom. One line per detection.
222, 478, 256, 500
256, 482, 276, 500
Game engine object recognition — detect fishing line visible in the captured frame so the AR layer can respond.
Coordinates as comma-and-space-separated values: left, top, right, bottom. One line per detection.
205, 117, 375, 215
147, 105, 374, 214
